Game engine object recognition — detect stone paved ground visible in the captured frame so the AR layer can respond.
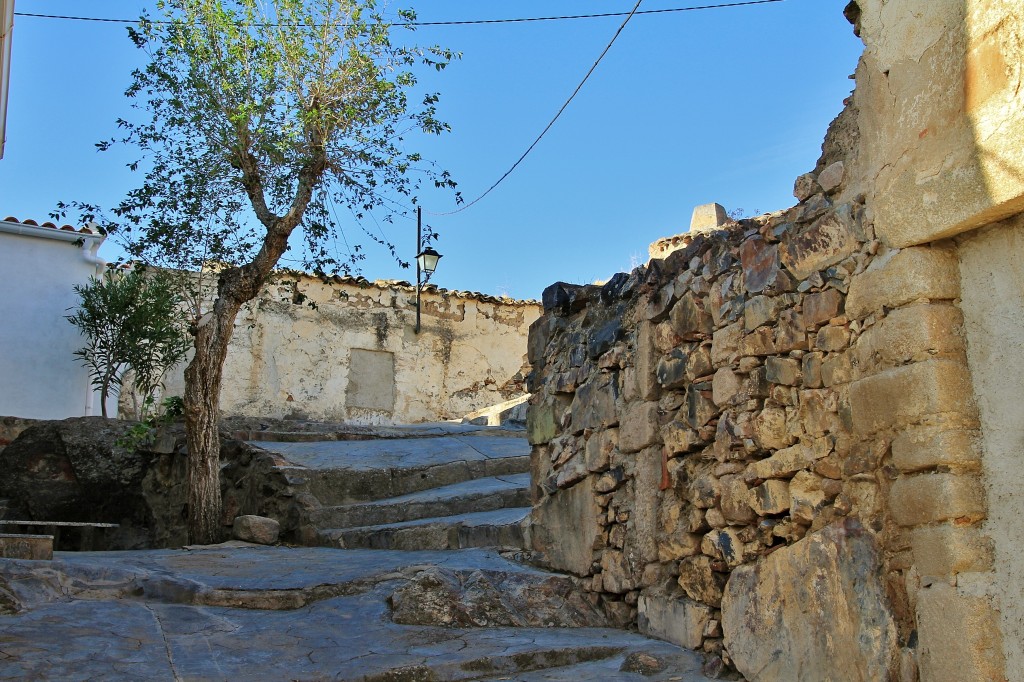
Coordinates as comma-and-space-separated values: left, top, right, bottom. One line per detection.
0, 543, 716, 681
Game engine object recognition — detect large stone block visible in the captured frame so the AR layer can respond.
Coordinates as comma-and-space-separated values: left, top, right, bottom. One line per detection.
719, 474, 755, 524
683, 384, 717, 430
570, 378, 618, 433
585, 428, 618, 473
744, 294, 796, 331
748, 479, 791, 515
0, 533, 53, 560
740, 237, 782, 294
711, 322, 743, 366
541, 281, 589, 316
587, 319, 624, 360
627, 447, 663, 565
802, 289, 844, 328
780, 210, 859, 280
530, 479, 602, 576
619, 402, 661, 454
891, 426, 981, 473
527, 401, 560, 445
655, 351, 688, 390
661, 420, 701, 455
745, 443, 821, 481
631, 320, 662, 401
752, 407, 795, 450
670, 293, 714, 340
856, 0, 1024, 248
527, 315, 556, 366
765, 357, 801, 386
678, 554, 726, 606
722, 520, 898, 682
917, 582, 1005, 682
789, 471, 830, 524
889, 473, 986, 527
711, 367, 743, 406
816, 161, 845, 194
910, 523, 993, 577
845, 247, 960, 320
854, 303, 964, 371
849, 359, 976, 435
638, 593, 713, 650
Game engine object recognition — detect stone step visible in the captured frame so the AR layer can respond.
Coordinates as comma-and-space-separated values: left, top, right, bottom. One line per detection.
318, 507, 531, 551
308, 473, 531, 529
263, 436, 530, 506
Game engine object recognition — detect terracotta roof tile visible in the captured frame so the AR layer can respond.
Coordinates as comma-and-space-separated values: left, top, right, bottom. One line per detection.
308, 272, 539, 305
2, 215, 99, 235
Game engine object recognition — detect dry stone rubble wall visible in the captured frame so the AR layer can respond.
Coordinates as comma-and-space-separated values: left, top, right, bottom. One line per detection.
525, 163, 986, 679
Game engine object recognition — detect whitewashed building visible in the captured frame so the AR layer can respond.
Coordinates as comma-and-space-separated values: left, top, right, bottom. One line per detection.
0, 216, 116, 418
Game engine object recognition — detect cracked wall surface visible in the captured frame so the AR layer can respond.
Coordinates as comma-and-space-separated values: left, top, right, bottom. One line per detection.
847, 0, 1024, 246
150, 275, 540, 424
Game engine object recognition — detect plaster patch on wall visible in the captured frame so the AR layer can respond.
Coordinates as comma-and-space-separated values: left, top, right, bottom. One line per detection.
346, 349, 395, 413
957, 214, 1024, 680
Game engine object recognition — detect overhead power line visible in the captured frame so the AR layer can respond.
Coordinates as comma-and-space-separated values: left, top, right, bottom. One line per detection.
429, 0, 652, 216
15, 0, 784, 217
14, 1, 783, 28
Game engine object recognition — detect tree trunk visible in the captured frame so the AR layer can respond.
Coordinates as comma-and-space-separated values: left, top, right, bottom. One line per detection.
99, 375, 111, 418
179, 166, 316, 544
183, 289, 244, 545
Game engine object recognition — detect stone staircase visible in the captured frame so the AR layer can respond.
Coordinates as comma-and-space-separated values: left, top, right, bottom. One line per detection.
250, 426, 533, 552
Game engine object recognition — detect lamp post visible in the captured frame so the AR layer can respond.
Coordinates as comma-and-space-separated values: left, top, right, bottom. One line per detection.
415, 206, 442, 334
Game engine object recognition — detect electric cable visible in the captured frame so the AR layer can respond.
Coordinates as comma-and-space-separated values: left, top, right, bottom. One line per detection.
14, 0, 785, 217
14, 1, 783, 27
426, 0, 646, 216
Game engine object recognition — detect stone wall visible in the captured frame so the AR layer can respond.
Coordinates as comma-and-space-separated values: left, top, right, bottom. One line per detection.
526, 181, 925, 678
527, 3, 1024, 679
153, 274, 541, 425
0, 417, 302, 549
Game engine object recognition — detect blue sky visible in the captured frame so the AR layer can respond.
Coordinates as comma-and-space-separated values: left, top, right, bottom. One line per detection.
0, 0, 863, 301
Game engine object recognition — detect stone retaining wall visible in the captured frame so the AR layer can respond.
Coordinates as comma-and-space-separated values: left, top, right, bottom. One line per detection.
525, 167, 996, 677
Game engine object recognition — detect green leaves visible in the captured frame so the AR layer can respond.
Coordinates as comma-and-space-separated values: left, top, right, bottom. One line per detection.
66, 268, 191, 418
93, 0, 458, 280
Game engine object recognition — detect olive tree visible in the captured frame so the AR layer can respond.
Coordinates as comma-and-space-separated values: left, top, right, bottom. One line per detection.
65, 0, 459, 543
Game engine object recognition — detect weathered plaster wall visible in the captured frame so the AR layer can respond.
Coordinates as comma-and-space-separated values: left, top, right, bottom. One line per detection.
158, 274, 540, 424
957, 214, 1024, 680
845, 0, 1024, 246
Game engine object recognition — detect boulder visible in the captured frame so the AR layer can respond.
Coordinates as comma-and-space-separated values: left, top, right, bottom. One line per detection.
233, 515, 280, 545
638, 592, 713, 650
722, 519, 898, 681
389, 566, 606, 628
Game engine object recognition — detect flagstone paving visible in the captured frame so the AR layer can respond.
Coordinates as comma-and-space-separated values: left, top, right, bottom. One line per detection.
0, 543, 715, 681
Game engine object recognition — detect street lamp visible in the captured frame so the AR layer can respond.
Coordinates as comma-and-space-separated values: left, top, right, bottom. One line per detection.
415, 206, 442, 334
